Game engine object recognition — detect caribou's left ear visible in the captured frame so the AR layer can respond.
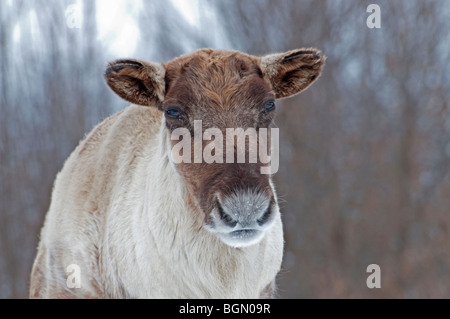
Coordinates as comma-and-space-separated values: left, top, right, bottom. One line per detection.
105, 59, 166, 106
259, 48, 325, 99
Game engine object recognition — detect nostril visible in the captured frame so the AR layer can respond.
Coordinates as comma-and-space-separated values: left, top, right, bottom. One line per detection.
257, 201, 273, 226
217, 199, 238, 227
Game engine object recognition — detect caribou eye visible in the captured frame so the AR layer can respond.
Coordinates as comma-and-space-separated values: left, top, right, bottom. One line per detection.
264, 100, 276, 112
165, 107, 181, 119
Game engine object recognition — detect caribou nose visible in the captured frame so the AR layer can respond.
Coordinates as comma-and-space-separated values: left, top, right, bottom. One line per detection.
216, 189, 275, 229
208, 189, 278, 247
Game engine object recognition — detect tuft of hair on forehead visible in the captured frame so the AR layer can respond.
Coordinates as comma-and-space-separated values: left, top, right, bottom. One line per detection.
164, 49, 264, 86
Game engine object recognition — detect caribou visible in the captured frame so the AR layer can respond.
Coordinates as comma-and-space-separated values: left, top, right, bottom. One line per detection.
30, 48, 325, 298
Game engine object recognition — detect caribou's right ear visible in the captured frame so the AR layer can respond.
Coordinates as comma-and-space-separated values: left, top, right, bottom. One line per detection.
105, 59, 166, 106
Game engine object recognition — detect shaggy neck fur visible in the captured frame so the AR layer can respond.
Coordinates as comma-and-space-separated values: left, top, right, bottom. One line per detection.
101, 113, 282, 298
29, 105, 283, 299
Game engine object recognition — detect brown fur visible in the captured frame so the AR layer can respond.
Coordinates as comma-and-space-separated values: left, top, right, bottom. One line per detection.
161, 50, 277, 224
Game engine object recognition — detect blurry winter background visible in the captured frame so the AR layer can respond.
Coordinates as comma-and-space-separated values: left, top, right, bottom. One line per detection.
1, 0, 450, 298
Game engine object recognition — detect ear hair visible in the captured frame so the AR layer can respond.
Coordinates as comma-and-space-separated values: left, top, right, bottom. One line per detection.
283, 49, 320, 61
105, 59, 166, 106
260, 48, 325, 99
